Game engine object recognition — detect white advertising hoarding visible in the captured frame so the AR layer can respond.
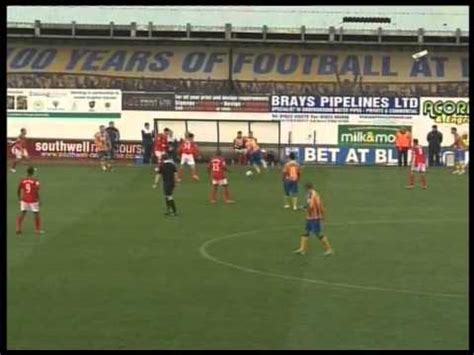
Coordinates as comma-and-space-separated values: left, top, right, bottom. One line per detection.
6, 92, 469, 146
7, 89, 122, 119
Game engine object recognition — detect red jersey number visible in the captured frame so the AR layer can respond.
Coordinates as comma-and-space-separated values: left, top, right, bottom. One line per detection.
210, 158, 225, 179
181, 140, 198, 155
19, 178, 40, 203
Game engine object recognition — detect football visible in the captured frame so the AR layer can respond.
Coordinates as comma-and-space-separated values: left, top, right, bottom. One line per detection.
245, 170, 253, 177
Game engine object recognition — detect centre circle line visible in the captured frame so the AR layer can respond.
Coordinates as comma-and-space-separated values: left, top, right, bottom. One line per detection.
199, 218, 467, 299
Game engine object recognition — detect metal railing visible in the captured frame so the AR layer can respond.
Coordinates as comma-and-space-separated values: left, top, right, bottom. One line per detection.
7, 21, 469, 46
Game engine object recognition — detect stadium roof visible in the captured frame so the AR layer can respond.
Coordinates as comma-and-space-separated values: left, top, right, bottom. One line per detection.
7, 6, 469, 32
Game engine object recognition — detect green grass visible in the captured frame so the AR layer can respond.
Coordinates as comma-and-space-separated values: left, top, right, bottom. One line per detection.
7, 163, 468, 350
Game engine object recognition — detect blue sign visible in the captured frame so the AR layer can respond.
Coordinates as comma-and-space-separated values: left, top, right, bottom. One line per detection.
284, 146, 468, 166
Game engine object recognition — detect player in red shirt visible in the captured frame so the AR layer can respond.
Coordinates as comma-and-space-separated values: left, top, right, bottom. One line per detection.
154, 128, 171, 163
178, 132, 200, 181
153, 128, 171, 188
232, 131, 247, 165
406, 139, 427, 189
10, 128, 29, 173
16, 166, 44, 235
208, 151, 234, 204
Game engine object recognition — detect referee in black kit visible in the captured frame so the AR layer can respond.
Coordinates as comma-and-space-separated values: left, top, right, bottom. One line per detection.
153, 153, 179, 216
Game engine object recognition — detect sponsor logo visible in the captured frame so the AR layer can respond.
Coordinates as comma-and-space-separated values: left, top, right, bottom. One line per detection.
284, 146, 468, 165
28, 139, 143, 159
271, 96, 420, 115
422, 99, 469, 125
338, 125, 411, 146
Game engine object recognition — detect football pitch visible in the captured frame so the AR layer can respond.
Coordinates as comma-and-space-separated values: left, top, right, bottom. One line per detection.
7, 163, 468, 350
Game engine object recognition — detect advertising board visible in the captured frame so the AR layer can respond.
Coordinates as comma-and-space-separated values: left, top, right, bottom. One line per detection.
7, 89, 121, 119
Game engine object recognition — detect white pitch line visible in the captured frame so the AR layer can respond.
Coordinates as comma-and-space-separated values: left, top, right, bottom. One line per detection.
199, 218, 468, 299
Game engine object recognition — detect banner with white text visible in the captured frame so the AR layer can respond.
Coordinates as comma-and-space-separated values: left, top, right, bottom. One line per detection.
7, 138, 142, 160
285, 146, 469, 166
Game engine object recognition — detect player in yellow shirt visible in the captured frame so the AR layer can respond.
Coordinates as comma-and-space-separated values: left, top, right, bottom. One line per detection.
462, 132, 469, 171
282, 152, 301, 210
245, 131, 267, 174
94, 125, 111, 171
451, 127, 466, 175
462, 132, 469, 147
293, 182, 333, 256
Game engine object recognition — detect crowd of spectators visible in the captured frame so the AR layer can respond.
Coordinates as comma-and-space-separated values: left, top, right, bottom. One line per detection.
7, 73, 469, 97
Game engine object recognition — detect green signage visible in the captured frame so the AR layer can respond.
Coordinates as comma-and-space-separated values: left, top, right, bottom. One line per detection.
338, 125, 411, 147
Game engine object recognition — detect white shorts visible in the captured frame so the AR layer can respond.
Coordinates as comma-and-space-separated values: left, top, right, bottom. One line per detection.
20, 201, 39, 212
212, 178, 228, 186
180, 153, 195, 166
234, 148, 246, 154
411, 163, 426, 173
154, 151, 165, 159
13, 147, 28, 159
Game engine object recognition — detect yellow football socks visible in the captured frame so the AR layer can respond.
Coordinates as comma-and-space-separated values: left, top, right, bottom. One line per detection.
292, 197, 298, 209
296, 236, 332, 254
320, 235, 332, 251
455, 163, 465, 173
301, 236, 309, 252
294, 236, 308, 253
297, 236, 304, 251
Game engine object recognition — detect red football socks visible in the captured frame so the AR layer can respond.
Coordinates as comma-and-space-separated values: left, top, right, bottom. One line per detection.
420, 175, 427, 188
224, 186, 231, 201
34, 214, 41, 232
211, 186, 218, 201
16, 214, 25, 232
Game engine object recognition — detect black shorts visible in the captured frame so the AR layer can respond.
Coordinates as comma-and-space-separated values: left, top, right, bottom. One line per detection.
163, 183, 175, 196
